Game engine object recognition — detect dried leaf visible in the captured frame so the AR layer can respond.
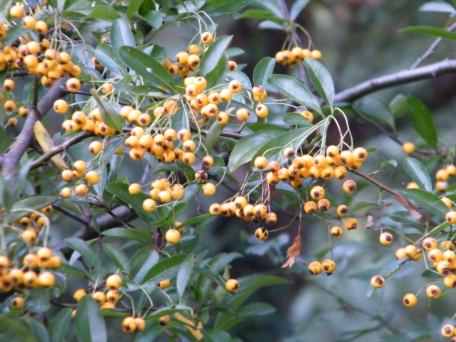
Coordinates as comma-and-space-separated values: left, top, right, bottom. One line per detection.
281, 234, 302, 268
33, 121, 68, 170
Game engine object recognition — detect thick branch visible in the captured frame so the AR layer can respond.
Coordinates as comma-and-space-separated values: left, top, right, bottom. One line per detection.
335, 59, 456, 102
1, 78, 68, 179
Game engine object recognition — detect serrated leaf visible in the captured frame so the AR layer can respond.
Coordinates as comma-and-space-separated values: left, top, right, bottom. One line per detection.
200, 35, 233, 75
270, 74, 321, 113
75, 298, 107, 342
253, 57, 275, 86
177, 257, 194, 298
304, 59, 335, 109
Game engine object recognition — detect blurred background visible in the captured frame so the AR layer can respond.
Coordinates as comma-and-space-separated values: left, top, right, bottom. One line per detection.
194, 1, 456, 341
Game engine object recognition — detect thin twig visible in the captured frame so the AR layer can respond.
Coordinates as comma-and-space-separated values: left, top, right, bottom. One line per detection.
411, 22, 456, 69
30, 132, 92, 169
351, 170, 423, 220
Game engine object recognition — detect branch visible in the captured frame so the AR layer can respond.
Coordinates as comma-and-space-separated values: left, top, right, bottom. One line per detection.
1, 78, 68, 179
351, 170, 423, 221
30, 132, 92, 169
335, 59, 456, 103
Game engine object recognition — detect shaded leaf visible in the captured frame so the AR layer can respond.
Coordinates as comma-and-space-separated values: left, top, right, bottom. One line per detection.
253, 57, 275, 86
75, 298, 107, 342
304, 60, 335, 109
177, 257, 194, 298
270, 74, 321, 113
200, 36, 233, 75
402, 157, 433, 191
401, 25, 456, 40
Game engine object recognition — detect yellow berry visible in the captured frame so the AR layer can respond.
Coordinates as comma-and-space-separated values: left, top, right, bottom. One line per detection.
402, 293, 417, 308
370, 275, 385, 288
225, 278, 239, 293
165, 229, 181, 245
402, 142, 416, 155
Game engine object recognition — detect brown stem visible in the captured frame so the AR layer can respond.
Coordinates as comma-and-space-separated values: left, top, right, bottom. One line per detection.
30, 132, 92, 169
351, 170, 423, 220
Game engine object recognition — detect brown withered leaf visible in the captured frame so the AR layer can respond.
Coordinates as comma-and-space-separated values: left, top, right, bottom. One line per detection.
281, 234, 302, 269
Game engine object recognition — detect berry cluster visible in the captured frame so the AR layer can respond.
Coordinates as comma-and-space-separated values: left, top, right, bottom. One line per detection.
275, 47, 322, 66
163, 31, 214, 78
59, 160, 100, 198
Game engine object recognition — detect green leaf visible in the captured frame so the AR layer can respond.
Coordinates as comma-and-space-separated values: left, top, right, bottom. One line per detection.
177, 257, 194, 298
127, 0, 144, 18
0, 316, 37, 342
253, 57, 275, 86
355, 96, 395, 130
206, 56, 226, 88
0, 127, 11, 152
304, 60, 335, 109
143, 254, 187, 282
403, 189, 447, 216
103, 243, 130, 272
200, 35, 233, 75
240, 9, 287, 24
90, 5, 120, 20
270, 74, 321, 113
402, 157, 433, 191
103, 227, 151, 242
420, 1, 456, 14
50, 308, 72, 342
401, 25, 456, 40
204, 0, 250, 14
143, 11, 164, 29
93, 96, 124, 131
26, 319, 50, 342
133, 250, 159, 284
75, 297, 107, 342
238, 302, 276, 318
391, 95, 437, 147
111, 16, 135, 52
228, 275, 287, 310
65, 238, 99, 270
228, 126, 287, 172
209, 252, 242, 272
119, 46, 177, 92
11, 196, 56, 213
205, 122, 222, 152
290, 0, 310, 20
93, 44, 123, 74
